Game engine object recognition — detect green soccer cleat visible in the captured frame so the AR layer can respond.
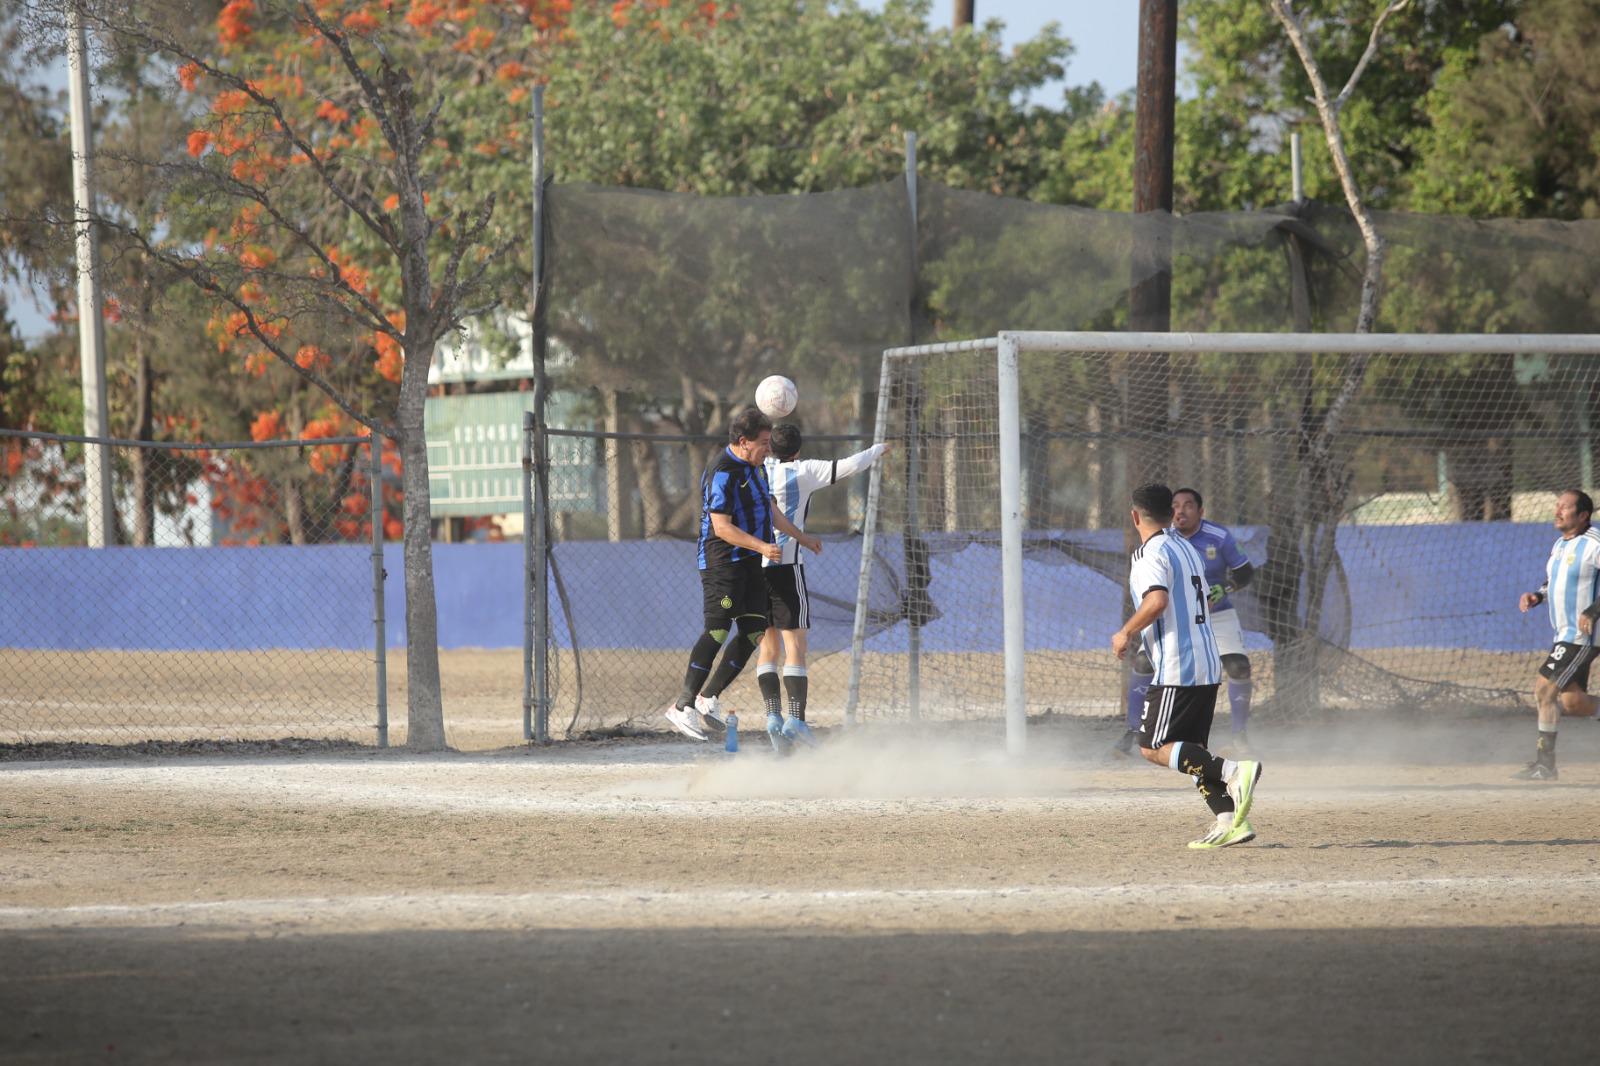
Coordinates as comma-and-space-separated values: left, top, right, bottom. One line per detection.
1188, 819, 1256, 850
1226, 759, 1262, 828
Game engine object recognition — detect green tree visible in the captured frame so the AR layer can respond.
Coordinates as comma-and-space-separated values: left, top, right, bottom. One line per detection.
1411, 0, 1600, 219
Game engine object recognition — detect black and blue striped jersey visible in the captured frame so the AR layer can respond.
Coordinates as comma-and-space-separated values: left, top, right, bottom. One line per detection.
697, 446, 773, 570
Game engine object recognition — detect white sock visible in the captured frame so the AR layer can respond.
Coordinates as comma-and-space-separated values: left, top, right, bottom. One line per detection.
1166, 742, 1184, 771
1217, 811, 1234, 826
1221, 758, 1239, 782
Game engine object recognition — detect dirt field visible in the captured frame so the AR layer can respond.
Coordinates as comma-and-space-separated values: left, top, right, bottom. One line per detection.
0, 645, 1543, 749
3, 714, 1598, 1063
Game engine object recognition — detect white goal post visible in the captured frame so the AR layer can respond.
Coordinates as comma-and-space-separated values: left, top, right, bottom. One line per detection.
846, 331, 1600, 757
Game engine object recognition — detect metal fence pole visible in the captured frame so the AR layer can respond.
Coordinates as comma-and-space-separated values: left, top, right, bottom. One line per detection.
531, 406, 544, 739
530, 82, 552, 745
370, 436, 388, 748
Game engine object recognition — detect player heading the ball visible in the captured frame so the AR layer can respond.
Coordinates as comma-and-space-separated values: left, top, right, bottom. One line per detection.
756, 422, 892, 753
665, 406, 821, 743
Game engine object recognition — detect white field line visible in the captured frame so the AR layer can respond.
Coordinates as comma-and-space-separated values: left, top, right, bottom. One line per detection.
4, 876, 1598, 930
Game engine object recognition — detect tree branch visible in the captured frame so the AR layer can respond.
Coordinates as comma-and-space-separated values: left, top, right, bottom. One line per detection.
79, 4, 400, 256
1268, 0, 1389, 333
81, 212, 397, 439
1334, 0, 1415, 115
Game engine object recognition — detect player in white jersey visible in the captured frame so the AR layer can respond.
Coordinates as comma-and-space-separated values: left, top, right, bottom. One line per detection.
1111, 484, 1262, 849
755, 423, 890, 752
1514, 489, 1600, 779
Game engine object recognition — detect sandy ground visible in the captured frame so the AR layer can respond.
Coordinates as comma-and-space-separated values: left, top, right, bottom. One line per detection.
1, 645, 1543, 750
3, 714, 1599, 1063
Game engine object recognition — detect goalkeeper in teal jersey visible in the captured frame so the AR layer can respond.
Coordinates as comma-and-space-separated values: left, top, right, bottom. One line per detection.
1515, 489, 1600, 780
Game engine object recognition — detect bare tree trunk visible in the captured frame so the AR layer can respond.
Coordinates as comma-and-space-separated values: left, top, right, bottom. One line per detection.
396, 407, 447, 751
1265, 0, 1410, 713
130, 335, 155, 546
628, 412, 670, 539
282, 403, 308, 546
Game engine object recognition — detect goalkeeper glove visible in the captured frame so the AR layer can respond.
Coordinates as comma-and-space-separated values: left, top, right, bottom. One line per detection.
1208, 583, 1228, 605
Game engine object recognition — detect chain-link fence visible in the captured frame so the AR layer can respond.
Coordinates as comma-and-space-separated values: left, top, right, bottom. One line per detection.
517, 179, 1600, 736
0, 428, 386, 745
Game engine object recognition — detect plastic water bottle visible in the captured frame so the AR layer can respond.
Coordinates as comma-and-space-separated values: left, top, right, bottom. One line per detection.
724, 712, 739, 753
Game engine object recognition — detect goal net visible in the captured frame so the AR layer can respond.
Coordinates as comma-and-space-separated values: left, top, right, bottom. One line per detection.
846, 332, 1600, 750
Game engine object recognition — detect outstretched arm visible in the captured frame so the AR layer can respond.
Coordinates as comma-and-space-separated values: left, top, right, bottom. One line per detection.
830, 442, 893, 483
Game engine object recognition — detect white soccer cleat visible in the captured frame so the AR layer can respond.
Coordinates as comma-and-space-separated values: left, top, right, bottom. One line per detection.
694, 694, 726, 734
664, 705, 708, 742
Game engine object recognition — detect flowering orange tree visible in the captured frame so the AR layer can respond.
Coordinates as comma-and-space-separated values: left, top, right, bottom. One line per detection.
47, 0, 579, 748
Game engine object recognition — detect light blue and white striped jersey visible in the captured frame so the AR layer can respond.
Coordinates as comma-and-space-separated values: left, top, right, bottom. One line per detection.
1544, 527, 1600, 644
764, 444, 887, 566
1129, 529, 1223, 687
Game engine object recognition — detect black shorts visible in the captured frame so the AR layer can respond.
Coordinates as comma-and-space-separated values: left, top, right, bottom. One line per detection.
1539, 642, 1597, 690
765, 563, 810, 630
701, 558, 769, 634
1138, 683, 1220, 750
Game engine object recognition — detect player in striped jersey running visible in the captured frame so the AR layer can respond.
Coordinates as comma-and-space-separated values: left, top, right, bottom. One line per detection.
1515, 489, 1600, 779
755, 424, 890, 752
1111, 484, 1263, 849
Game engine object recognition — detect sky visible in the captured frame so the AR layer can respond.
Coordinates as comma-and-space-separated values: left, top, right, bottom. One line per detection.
4, 3, 1141, 342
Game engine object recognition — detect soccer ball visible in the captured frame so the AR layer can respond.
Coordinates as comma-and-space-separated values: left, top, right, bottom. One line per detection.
755, 375, 798, 419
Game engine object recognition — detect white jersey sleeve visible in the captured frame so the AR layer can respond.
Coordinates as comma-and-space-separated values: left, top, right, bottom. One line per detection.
1130, 541, 1173, 601
832, 444, 888, 483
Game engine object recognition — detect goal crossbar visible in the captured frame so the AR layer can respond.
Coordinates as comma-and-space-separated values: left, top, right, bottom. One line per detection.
848, 331, 1600, 756
885, 331, 1600, 360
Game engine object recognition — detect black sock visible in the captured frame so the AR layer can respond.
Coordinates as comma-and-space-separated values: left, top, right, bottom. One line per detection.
1195, 775, 1236, 817
703, 627, 765, 699
1177, 744, 1228, 785
1537, 730, 1558, 765
680, 631, 724, 706
757, 668, 781, 716
782, 671, 808, 721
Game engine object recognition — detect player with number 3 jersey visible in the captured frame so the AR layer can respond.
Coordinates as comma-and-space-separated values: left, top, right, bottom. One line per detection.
1111, 484, 1262, 849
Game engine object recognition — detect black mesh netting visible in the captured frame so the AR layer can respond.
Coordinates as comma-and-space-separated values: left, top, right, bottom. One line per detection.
534, 178, 1600, 733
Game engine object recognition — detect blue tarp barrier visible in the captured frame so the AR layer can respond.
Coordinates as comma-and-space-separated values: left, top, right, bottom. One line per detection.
0, 522, 1562, 653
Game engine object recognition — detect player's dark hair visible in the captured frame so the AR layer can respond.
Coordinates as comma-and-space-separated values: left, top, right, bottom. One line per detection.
1131, 483, 1174, 524
729, 405, 772, 444
1173, 487, 1204, 511
771, 423, 802, 461
1564, 488, 1595, 519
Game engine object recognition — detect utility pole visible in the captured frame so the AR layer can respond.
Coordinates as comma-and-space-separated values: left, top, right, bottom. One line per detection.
67, 2, 114, 547
953, 1, 974, 29
1128, 0, 1177, 483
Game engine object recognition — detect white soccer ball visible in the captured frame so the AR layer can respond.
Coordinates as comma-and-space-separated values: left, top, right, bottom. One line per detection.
755, 375, 798, 419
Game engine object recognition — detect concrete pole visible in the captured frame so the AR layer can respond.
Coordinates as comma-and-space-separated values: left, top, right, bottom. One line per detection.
1291, 131, 1305, 202
67, 2, 114, 547
953, 0, 974, 28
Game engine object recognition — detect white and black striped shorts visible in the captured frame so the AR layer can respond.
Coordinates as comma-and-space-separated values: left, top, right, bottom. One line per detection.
1138, 683, 1221, 750
1539, 641, 1597, 690
765, 562, 810, 630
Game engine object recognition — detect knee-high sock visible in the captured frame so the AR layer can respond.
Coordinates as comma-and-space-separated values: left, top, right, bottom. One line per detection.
1228, 680, 1253, 733
703, 622, 766, 698
782, 665, 808, 721
1127, 673, 1152, 732
756, 664, 781, 717
679, 629, 727, 706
